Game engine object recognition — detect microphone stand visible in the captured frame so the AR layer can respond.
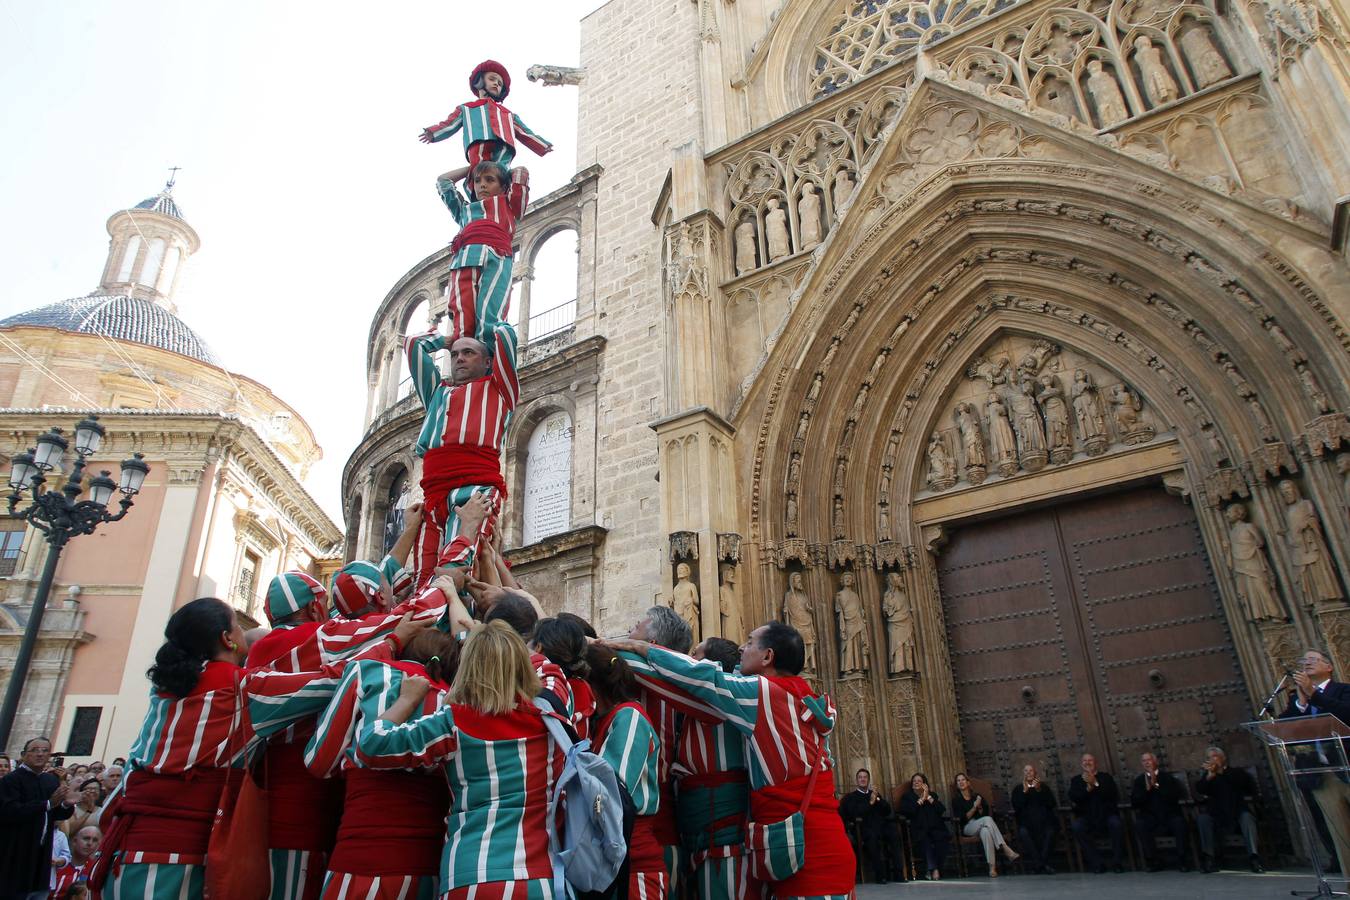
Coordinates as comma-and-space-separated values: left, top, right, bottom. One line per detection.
1259, 672, 1292, 719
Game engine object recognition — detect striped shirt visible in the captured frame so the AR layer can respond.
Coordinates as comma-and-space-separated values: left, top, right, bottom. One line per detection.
595, 703, 662, 814
675, 714, 747, 778
351, 683, 563, 890
406, 326, 519, 457
438, 178, 528, 269
422, 99, 553, 158
624, 647, 837, 790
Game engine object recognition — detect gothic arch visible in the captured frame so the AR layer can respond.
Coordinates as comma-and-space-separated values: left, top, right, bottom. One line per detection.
503, 392, 580, 546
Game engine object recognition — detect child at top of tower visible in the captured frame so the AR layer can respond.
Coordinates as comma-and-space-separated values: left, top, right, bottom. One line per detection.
437, 159, 529, 343
420, 60, 553, 168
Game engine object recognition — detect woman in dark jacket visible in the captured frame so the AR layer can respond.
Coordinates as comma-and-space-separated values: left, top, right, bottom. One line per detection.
900, 772, 949, 880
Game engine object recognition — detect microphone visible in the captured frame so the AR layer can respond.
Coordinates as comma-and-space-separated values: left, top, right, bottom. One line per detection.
1260, 671, 1293, 718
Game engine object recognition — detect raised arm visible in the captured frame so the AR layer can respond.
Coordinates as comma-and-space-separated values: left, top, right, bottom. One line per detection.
511, 112, 553, 156
388, 502, 423, 569
613, 643, 761, 735
405, 330, 446, 409
315, 579, 452, 663
487, 321, 519, 410
437, 175, 469, 226
356, 694, 459, 770
421, 107, 465, 144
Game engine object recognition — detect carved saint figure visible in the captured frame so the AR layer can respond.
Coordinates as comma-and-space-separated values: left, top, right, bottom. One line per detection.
1224, 503, 1285, 622
765, 197, 791, 261
798, 183, 823, 250
1085, 59, 1129, 127
1278, 480, 1344, 604
783, 571, 817, 670
1338, 454, 1350, 508
733, 214, 757, 276
786, 494, 800, 535
986, 392, 1019, 477
1134, 37, 1179, 107
1179, 24, 1232, 88
1071, 369, 1109, 454
719, 563, 741, 641
832, 169, 855, 214
1011, 379, 1049, 470
673, 561, 701, 639
835, 571, 868, 673
882, 571, 917, 673
1037, 373, 1074, 463
1110, 383, 1155, 444
927, 432, 957, 490
954, 401, 988, 483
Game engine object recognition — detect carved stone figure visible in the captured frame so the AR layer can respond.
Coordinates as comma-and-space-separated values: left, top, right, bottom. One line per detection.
673, 561, 701, 639
1037, 373, 1074, 463
1134, 37, 1179, 107
1011, 379, 1049, 471
1085, 59, 1129, 127
786, 494, 800, 535
882, 571, 917, 673
835, 571, 868, 673
832, 169, 855, 213
783, 571, 817, 670
1071, 369, 1109, 455
765, 198, 791, 261
1179, 24, 1232, 88
955, 401, 988, 484
1224, 503, 1286, 622
787, 454, 802, 489
987, 392, 1019, 477
1279, 480, 1343, 604
927, 432, 958, 490
719, 563, 741, 641
733, 214, 757, 276
1110, 383, 1155, 444
798, 183, 823, 250
1338, 455, 1350, 507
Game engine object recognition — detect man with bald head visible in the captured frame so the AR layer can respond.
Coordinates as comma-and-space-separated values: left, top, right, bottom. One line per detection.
406, 318, 519, 588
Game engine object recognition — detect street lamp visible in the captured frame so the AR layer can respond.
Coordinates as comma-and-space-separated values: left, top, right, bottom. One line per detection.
0, 416, 145, 749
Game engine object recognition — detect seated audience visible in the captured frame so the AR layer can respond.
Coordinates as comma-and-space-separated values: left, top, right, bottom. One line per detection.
1069, 752, 1125, 873
839, 768, 901, 883
1011, 763, 1060, 874
1195, 746, 1263, 873
900, 772, 949, 880
952, 772, 1019, 876
1130, 751, 1189, 872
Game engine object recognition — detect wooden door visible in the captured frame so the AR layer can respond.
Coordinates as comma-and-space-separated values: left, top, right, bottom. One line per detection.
936, 485, 1253, 794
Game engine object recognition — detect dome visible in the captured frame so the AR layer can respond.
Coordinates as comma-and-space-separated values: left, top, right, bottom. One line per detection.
1, 293, 222, 366
133, 190, 183, 221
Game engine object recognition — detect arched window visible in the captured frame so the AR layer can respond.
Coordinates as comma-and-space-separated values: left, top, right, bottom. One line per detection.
116, 235, 141, 282
382, 467, 409, 555
138, 238, 166, 287
156, 246, 181, 293
527, 230, 578, 342
522, 411, 574, 545
397, 297, 432, 399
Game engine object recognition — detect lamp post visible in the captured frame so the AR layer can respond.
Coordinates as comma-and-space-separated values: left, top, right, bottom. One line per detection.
0, 416, 148, 749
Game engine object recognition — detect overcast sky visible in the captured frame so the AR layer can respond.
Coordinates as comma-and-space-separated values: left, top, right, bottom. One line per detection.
0, 0, 596, 522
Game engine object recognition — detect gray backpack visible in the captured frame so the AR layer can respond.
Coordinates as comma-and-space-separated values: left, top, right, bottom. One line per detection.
534, 697, 629, 898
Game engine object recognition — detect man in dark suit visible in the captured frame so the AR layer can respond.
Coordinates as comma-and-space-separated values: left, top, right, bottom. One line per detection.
838, 768, 903, 883
1069, 752, 1126, 873
1281, 647, 1350, 876
1194, 746, 1263, 872
1130, 751, 1190, 871
1011, 763, 1060, 874
0, 736, 75, 900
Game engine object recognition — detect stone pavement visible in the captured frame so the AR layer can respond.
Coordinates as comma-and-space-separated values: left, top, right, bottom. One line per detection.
856, 868, 1336, 898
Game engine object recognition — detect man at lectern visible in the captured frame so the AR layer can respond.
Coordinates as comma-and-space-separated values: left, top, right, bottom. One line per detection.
1281, 648, 1350, 875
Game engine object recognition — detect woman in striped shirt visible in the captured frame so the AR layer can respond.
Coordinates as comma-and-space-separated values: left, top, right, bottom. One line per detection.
353, 620, 564, 900
586, 645, 667, 900
92, 597, 425, 899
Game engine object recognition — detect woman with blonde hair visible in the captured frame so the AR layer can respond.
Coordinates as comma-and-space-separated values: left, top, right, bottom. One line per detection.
355, 620, 565, 900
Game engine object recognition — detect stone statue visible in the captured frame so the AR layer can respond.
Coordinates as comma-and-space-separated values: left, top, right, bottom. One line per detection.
785, 494, 799, 534
733, 214, 757, 276
954, 401, 988, 483
719, 563, 741, 641
835, 571, 868, 673
987, 392, 1019, 477
1278, 480, 1343, 604
1011, 378, 1049, 471
1037, 373, 1074, 463
1223, 503, 1286, 622
1338, 454, 1350, 507
673, 561, 701, 639
927, 432, 958, 490
765, 198, 791, 262
783, 571, 817, 670
1071, 369, 1109, 455
832, 169, 855, 214
787, 454, 802, 489
1179, 25, 1232, 88
798, 183, 823, 250
1134, 37, 1179, 107
882, 571, 917, 673
1085, 59, 1129, 127
1110, 383, 1155, 444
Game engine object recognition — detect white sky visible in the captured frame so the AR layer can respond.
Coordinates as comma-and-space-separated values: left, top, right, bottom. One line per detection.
0, 0, 598, 523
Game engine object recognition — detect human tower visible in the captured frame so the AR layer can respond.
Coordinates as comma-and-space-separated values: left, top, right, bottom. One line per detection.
87, 60, 856, 900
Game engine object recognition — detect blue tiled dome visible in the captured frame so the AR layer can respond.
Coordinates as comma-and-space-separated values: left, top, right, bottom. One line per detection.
1, 294, 222, 366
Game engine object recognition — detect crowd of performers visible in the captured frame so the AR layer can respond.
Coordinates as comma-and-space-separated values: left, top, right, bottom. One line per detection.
80, 58, 857, 900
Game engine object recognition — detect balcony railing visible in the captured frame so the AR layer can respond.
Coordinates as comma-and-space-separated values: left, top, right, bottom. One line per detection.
528, 299, 576, 344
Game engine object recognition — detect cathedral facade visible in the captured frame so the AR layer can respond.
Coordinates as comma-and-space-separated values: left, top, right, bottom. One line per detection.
346, 0, 1350, 801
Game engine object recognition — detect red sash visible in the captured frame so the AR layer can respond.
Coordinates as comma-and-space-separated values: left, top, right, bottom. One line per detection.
450, 220, 513, 257
265, 735, 342, 851
750, 773, 855, 894
327, 769, 450, 877
629, 814, 666, 875
421, 444, 507, 526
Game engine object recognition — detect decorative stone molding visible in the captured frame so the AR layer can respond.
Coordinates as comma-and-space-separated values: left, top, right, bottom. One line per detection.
1204, 465, 1250, 506
774, 537, 811, 567
525, 64, 585, 86
1250, 440, 1299, 479
670, 531, 700, 562
1302, 413, 1350, 457
716, 532, 742, 563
